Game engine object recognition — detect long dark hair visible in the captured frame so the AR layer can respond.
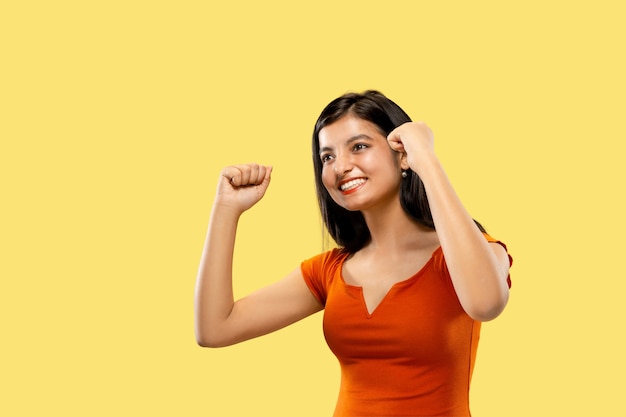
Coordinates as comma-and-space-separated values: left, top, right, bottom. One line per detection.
312, 90, 484, 252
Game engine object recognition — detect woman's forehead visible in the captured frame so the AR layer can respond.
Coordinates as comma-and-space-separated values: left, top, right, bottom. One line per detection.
318, 116, 384, 147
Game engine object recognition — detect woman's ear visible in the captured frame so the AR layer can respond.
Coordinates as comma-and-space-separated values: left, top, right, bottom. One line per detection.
399, 151, 410, 171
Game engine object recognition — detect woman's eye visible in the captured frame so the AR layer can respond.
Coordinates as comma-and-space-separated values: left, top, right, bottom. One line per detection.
353, 143, 368, 151
321, 154, 334, 163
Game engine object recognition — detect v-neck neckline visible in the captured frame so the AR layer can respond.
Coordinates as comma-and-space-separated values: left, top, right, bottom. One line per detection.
338, 246, 441, 317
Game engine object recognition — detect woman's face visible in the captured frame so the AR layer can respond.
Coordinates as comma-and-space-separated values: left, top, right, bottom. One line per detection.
318, 115, 404, 212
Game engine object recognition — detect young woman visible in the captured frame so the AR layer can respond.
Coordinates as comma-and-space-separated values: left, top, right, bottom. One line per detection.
195, 90, 512, 417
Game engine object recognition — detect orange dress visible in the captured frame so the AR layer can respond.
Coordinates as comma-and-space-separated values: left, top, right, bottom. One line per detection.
301, 235, 511, 417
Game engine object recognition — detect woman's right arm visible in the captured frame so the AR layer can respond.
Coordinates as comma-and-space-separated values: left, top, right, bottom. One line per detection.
194, 164, 323, 348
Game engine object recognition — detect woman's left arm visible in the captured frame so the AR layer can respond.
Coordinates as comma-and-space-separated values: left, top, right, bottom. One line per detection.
388, 122, 510, 321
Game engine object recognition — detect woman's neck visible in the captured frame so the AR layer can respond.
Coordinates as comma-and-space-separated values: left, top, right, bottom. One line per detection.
360, 200, 436, 255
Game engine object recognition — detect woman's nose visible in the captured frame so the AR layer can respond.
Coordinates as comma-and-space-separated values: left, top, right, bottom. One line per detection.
333, 153, 354, 176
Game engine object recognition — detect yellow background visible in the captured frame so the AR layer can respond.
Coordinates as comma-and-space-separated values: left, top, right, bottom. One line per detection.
2, 1, 624, 416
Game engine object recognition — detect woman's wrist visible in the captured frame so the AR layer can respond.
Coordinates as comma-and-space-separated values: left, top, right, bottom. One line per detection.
210, 200, 244, 223
409, 151, 442, 183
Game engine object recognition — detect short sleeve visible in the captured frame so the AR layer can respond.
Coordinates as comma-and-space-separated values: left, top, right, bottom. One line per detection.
300, 248, 345, 306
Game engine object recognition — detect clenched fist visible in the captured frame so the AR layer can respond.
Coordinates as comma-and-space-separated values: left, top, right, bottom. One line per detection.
215, 163, 273, 214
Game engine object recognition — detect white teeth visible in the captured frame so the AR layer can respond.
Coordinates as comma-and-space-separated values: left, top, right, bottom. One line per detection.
340, 178, 366, 191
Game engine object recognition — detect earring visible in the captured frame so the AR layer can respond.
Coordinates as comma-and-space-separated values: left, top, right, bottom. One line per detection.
401, 170, 408, 178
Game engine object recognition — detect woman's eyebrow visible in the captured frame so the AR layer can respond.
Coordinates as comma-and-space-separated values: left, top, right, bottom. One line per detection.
319, 134, 374, 154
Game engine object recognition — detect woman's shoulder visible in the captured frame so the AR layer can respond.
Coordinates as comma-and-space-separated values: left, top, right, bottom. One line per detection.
300, 247, 349, 305
302, 247, 349, 271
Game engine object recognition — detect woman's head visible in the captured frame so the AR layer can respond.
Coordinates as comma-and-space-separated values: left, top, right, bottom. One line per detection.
312, 90, 438, 252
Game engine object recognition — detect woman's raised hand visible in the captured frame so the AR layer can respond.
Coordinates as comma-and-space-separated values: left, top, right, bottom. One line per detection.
387, 122, 435, 176
215, 164, 273, 213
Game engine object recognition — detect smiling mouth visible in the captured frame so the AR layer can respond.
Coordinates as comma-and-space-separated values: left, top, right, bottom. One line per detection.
339, 178, 366, 192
